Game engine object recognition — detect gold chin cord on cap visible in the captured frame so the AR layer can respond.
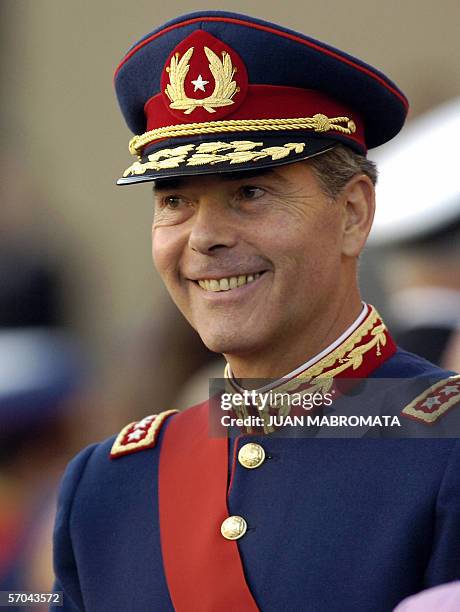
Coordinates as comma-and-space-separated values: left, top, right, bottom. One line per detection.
128, 114, 357, 158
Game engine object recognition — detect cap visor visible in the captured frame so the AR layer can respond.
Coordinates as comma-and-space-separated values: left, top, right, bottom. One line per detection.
117, 134, 337, 185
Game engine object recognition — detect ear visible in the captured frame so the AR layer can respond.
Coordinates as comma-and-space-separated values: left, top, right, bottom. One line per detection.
339, 174, 375, 257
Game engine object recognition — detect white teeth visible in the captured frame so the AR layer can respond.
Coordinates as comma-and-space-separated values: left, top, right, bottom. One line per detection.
196, 273, 264, 292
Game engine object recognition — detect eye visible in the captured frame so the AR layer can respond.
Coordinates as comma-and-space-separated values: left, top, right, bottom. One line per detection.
159, 195, 187, 210
152, 190, 194, 226
238, 186, 266, 200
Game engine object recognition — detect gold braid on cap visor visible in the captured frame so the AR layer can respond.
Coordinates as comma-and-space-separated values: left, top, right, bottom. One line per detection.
128, 114, 357, 157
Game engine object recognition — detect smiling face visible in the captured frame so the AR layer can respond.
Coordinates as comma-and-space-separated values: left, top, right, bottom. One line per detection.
152, 160, 368, 377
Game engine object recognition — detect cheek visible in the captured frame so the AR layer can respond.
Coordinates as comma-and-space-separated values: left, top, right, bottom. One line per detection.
274, 208, 339, 250
269, 215, 342, 281
151, 227, 184, 281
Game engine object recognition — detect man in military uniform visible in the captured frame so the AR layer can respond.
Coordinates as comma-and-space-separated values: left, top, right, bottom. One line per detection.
52, 11, 460, 611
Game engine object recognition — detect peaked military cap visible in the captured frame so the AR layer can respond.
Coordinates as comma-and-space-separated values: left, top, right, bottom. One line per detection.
115, 10, 408, 185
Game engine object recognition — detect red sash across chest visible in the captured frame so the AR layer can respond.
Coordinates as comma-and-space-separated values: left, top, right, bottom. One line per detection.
159, 401, 259, 611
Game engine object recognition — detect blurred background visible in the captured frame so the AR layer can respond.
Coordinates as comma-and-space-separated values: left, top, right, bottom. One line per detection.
1, 0, 460, 601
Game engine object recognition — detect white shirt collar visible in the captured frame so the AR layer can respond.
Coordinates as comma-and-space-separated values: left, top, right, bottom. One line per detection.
227, 302, 368, 393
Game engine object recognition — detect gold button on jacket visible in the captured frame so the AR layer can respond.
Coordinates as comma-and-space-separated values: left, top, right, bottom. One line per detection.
221, 515, 248, 540
238, 443, 266, 469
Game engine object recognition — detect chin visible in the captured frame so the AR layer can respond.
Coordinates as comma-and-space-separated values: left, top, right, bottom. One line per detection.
198, 328, 257, 356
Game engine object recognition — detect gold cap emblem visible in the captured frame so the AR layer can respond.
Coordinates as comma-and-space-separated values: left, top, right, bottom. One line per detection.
160, 30, 248, 123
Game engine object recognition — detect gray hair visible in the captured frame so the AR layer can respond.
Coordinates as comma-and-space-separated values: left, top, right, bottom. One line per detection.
307, 144, 378, 200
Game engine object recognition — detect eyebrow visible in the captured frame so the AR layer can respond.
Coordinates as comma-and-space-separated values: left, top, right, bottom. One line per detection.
152, 167, 290, 192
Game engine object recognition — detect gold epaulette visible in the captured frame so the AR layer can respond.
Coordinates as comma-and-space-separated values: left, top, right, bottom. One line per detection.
401, 375, 460, 424
110, 410, 178, 459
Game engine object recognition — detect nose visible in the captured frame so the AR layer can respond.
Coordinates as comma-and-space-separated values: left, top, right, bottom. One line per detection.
188, 199, 238, 254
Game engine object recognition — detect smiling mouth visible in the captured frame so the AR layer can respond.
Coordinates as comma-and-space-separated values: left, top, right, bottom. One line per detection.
194, 272, 265, 292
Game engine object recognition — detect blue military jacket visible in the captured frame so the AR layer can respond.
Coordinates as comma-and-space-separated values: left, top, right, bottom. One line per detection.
53, 310, 460, 611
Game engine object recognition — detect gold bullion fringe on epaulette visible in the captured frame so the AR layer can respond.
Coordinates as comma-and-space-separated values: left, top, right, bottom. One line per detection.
128, 114, 357, 157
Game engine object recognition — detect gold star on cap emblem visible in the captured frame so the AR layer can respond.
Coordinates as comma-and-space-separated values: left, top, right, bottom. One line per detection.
191, 74, 209, 92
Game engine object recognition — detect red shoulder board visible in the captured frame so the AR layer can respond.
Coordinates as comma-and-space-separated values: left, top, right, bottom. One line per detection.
110, 410, 178, 459
401, 375, 460, 424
